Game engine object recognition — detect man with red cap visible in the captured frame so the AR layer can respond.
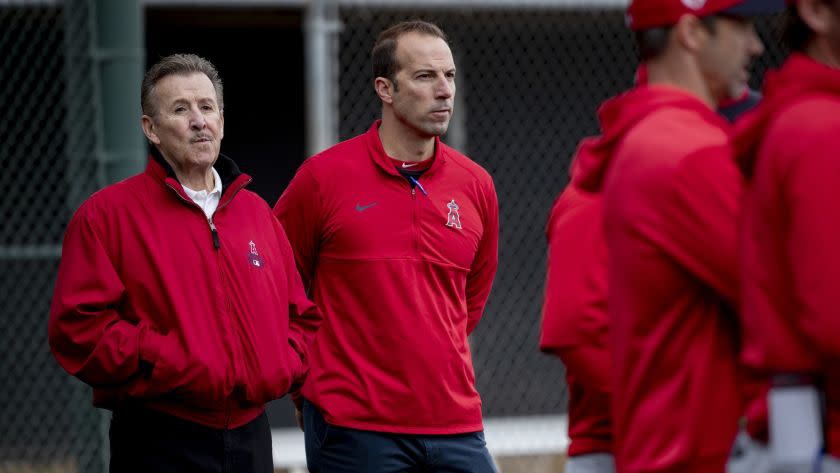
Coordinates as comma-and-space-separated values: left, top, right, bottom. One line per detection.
563, 0, 780, 472
735, 1, 840, 471
539, 63, 769, 473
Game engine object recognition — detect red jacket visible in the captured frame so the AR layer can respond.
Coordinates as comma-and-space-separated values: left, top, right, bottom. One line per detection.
582, 85, 743, 473
541, 86, 763, 459
541, 86, 704, 459
274, 121, 499, 434
735, 53, 840, 455
541, 139, 613, 457
49, 153, 321, 429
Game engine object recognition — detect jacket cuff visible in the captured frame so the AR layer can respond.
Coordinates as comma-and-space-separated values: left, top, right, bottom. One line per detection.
139, 326, 165, 368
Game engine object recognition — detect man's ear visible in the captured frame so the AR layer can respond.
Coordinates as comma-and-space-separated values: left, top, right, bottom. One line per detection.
374, 77, 394, 105
141, 115, 160, 145
798, 0, 833, 36
219, 109, 224, 140
673, 14, 709, 54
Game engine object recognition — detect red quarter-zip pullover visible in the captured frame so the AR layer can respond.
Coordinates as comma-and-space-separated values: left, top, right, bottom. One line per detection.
274, 121, 499, 434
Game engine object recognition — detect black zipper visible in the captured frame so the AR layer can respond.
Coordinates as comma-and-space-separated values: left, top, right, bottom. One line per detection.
164, 177, 251, 251
208, 218, 220, 249
163, 177, 249, 442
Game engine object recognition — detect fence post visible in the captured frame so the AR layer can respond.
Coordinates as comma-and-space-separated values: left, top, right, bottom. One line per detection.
95, 0, 145, 184
304, 0, 341, 156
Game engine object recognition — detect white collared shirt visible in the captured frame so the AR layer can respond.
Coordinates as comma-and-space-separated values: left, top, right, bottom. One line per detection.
182, 167, 222, 219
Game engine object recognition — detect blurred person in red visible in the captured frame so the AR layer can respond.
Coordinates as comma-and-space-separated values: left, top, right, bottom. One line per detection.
735, 0, 840, 471
541, 4, 780, 473
557, 0, 784, 471
48, 53, 321, 473
539, 55, 768, 472
273, 20, 499, 473
540, 133, 614, 473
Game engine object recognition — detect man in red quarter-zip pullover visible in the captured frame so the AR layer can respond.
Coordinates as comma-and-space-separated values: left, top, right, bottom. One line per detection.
573, 1, 780, 472
274, 21, 499, 473
48, 54, 321, 473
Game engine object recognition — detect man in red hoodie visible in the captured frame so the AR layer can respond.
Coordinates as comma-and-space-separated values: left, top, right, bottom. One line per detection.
48, 54, 321, 472
735, 1, 840, 471
539, 60, 769, 472
541, 137, 613, 473
274, 21, 499, 473
566, 1, 779, 472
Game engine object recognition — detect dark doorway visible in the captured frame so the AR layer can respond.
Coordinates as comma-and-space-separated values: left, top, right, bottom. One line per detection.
146, 7, 306, 205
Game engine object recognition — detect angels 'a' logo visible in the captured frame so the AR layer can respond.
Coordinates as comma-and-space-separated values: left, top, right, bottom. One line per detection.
445, 199, 462, 229
247, 240, 265, 269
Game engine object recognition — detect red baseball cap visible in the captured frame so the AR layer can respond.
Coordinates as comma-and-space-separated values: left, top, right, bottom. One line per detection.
627, 0, 785, 30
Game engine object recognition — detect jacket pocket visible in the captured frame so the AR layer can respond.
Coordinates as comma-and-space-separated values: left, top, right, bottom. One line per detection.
238, 341, 304, 406
147, 332, 228, 405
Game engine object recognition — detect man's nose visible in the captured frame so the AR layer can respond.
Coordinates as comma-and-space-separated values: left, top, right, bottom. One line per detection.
749, 25, 764, 57
189, 107, 207, 129
436, 77, 454, 99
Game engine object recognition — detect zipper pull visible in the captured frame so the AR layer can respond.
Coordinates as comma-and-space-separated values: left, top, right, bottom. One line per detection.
408, 176, 428, 196
208, 218, 220, 249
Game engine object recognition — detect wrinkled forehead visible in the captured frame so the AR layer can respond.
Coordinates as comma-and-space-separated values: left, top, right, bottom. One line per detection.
153, 72, 218, 103
394, 32, 455, 72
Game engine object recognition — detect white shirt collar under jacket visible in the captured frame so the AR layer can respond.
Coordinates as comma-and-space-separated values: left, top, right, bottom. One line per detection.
182, 167, 222, 219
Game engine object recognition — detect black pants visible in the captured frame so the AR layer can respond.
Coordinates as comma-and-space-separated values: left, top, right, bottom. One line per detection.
109, 407, 272, 473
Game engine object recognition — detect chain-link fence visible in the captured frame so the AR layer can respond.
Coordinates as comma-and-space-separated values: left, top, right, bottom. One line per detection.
1, 1, 108, 472
3, 1, 789, 470
337, 6, 789, 419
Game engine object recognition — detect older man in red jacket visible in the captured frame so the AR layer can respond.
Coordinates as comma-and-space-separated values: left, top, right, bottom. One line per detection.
49, 54, 321, 473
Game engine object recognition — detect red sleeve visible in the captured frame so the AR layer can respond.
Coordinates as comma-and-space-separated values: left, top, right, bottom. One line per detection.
273, 162, 322, 288
784, 131, 840, 361
273, 162, 324, 408
556, 345, 612, 394
48, 204, 179, 393
272, 216, 322, 390
652, 145, 743, 303
540, 189, 611, 392
466, 177, 499, 335
540, 191, 607, 350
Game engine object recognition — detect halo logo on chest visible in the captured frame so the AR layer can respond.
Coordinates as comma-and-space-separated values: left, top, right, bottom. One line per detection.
445, 199, 462, 229
248, 240, 265, 269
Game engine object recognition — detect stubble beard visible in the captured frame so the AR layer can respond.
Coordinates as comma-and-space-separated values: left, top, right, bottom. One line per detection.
423, 120, 450, 137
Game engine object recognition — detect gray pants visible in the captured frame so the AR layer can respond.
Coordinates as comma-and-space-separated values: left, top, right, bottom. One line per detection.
727, 430, 771, 473
565, 453, 615, 473
726, 430, 840, 473
767, 457, 840, 473
822, 455, 840, 473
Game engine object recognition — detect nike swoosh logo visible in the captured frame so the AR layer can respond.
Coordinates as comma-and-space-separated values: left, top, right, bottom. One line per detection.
355, 202, 377, 212
401, 162, 418, 168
